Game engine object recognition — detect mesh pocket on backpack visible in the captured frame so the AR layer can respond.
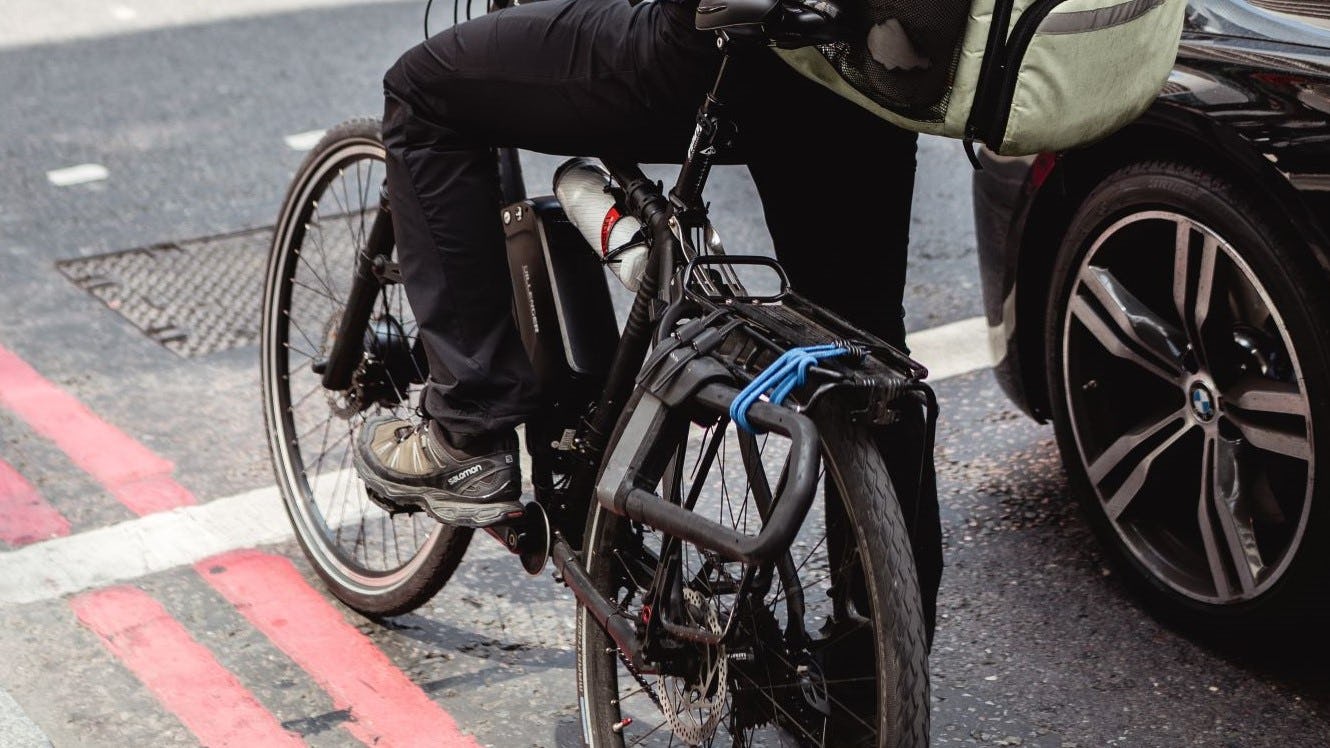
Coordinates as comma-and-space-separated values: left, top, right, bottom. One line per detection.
814, 0, 972, 121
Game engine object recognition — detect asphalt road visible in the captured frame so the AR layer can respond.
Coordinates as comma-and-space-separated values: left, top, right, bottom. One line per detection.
1, 2, 1328, 746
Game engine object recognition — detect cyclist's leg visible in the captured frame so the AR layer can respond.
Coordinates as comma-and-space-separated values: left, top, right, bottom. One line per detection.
729, 50, 918, 351
379, 0, 718, 441
728, 48, 943, 645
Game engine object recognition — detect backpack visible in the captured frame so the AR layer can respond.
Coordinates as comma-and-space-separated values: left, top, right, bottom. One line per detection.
774, 0, 1187, 156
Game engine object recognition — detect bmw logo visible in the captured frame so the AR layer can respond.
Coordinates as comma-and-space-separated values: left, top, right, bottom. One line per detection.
1189, 382, 1217, 422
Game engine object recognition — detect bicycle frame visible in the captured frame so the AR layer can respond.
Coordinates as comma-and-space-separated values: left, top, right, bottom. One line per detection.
320, 36, 937, 674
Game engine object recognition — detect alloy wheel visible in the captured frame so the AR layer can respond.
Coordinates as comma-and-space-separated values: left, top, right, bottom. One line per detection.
1062, 210, 1313, 604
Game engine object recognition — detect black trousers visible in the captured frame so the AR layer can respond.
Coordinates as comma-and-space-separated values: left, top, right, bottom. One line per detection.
382, 0, 941, 641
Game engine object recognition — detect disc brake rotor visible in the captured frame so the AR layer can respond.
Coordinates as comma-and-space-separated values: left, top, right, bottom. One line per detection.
659, 588, 728, 746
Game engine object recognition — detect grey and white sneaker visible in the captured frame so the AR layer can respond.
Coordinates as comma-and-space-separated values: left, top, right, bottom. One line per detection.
353, 415, 523, 528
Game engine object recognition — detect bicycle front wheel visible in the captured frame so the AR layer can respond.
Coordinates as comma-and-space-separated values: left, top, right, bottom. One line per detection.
260, 117, 471, 617
576, 397, 931, 746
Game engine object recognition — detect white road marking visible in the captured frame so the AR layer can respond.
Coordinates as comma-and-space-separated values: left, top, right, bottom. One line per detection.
45, 164, 109, 187
4, 0, 422, 49
283, 129, 326, 152
0, 690, 50, 747
0, 317, 993, 605
907, 315, 995, 382
0, 483, 291, 604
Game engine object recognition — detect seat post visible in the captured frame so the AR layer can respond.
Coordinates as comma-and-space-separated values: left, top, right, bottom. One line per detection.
669, 40, 736, 226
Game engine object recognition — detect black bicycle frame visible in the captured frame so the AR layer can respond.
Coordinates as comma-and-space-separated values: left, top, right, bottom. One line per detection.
541, 47, 807, 667
548, 54, 737, 543
318, 40, 923, 673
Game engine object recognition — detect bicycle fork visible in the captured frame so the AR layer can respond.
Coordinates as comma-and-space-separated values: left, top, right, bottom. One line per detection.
317, 184, 396, 391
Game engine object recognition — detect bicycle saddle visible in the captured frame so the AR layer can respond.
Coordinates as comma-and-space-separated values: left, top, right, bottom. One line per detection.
695, 0, 845, 47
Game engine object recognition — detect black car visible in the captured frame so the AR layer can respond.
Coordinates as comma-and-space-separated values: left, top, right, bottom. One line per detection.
972, 0, 1330, 631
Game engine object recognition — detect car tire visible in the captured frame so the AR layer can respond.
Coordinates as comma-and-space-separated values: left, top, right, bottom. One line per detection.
1045, 160, 1330, 634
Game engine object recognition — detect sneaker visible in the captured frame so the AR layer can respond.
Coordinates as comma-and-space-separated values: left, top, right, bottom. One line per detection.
353, 415, 523, 528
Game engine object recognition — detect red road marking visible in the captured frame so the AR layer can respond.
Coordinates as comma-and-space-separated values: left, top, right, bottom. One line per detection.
0, 458, 70, 546
71, 585, 304, 747
197, 550, 480, 748
0, 344, 193, 515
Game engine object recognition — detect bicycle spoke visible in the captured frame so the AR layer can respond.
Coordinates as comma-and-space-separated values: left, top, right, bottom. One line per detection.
286, 380, 325, 414
290, 275, 342, 305
592, 406, 897, 745
298, 225, 343, 303
331, 171, 361, 255
265, 132, 458, 619
283, 310, 323, 359
626, 716, 671, 746
355, 160, 369, 249
789, 532, 828, 578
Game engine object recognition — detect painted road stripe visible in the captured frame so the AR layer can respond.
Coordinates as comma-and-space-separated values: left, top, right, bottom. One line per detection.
45, 164, 108, 187
0, 459, 69, 547
0, 482, 289, 605
5, 0, 413, 49
284, 129, 326, 151
0, 344, 193, 515
71, 586, 304, 747
907, 315, 996, 382
0, 316, 993, 602
199, 550, 481, 748
0, 688, 51, 748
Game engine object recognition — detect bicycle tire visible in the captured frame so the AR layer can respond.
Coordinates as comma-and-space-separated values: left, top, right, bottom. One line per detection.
575, 394, 931, 746
261, 117, 472, 617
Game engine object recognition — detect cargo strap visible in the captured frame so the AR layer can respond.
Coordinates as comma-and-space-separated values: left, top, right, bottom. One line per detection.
730, 344, 849, 433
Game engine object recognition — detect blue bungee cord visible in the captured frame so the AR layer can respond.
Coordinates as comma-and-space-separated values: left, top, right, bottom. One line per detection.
730, 344, 849, 433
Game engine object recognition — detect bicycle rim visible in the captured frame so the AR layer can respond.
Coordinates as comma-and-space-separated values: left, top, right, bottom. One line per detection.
577, 408, 920, 746
261, 127, 463, 604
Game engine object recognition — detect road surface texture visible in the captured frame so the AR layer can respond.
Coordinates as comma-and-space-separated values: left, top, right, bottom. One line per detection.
0, 1, 1327, 746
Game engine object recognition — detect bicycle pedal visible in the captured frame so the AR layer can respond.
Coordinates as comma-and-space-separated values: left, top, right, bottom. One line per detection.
481, 501, 551, 576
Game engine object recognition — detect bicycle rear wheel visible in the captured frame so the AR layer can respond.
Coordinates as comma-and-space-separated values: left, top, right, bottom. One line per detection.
576, 394, 931, 746
260, 117, 471, 617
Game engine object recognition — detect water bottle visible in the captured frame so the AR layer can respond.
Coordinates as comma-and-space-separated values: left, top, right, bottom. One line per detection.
553, 158, 649, 291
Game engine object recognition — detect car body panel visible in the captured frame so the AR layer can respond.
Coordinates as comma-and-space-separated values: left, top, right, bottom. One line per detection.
1189, 0, 1330, 47
973, 0, 1330, 422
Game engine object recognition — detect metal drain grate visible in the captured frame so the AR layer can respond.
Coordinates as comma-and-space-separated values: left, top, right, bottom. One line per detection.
57, 227, 273, 358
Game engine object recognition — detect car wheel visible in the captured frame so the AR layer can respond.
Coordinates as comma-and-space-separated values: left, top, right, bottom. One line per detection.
1045, 160, 1330, 632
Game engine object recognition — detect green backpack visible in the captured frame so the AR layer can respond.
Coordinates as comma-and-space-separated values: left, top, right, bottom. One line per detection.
775, 0, 1187, 157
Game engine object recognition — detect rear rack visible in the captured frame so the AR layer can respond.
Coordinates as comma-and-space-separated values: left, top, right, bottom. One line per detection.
663, 253, 930, 419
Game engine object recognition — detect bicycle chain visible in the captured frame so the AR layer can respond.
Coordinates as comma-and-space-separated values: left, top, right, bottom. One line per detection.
616, 647, 664, 713
611, 598, 727, 746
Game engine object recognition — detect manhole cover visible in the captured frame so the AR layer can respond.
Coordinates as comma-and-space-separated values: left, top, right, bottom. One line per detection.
56, 227, 273, 358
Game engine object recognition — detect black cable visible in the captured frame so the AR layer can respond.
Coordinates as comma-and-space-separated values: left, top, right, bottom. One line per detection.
421, 0, 453, 70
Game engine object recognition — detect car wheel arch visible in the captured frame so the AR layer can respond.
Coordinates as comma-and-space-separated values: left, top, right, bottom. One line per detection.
1010, 112, 1330, 422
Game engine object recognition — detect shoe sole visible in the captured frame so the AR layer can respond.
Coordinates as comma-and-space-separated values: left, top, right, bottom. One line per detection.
352, 449, 523, 529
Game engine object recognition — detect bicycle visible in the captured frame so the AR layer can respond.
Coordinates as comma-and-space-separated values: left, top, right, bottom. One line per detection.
259, 0, 938, 743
